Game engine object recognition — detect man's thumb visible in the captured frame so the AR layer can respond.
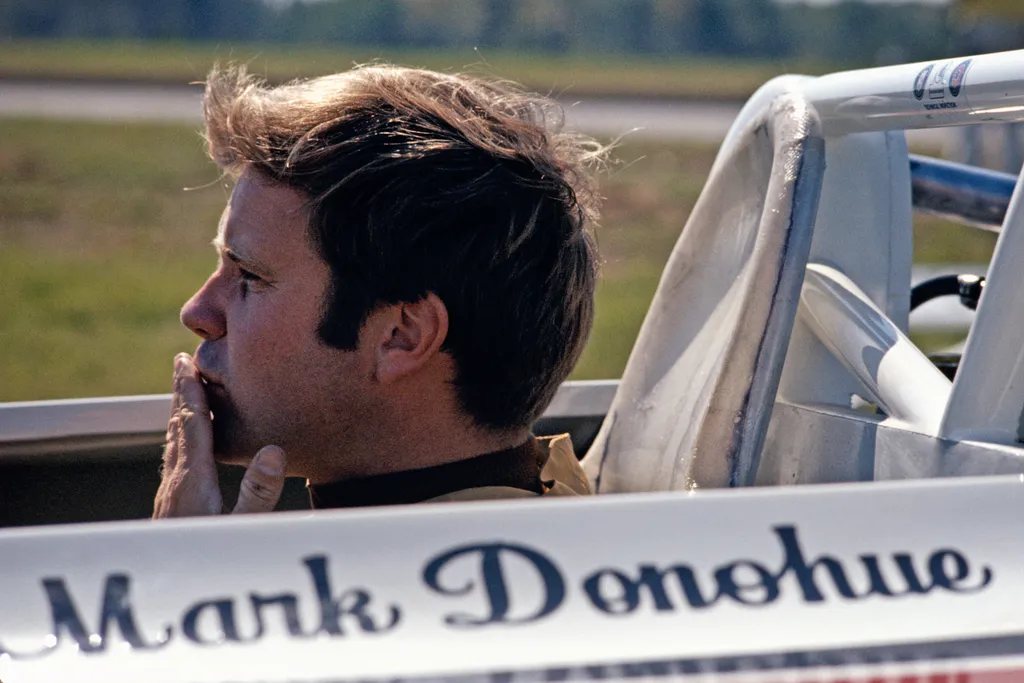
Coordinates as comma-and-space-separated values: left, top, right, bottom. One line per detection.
233, 445, 287, 514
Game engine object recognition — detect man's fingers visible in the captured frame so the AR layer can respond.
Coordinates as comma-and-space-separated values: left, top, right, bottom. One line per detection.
173, 354, 214, 470
232, 446, 287, 514
161, 414, 182, 472
174, 353, 209, 418
168, 353, 190, 419
152, 352, 221, 519
177, 407, 213, 463
164, 354, 188, 471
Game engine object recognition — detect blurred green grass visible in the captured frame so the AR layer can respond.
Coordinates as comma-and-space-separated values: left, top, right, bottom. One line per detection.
0, 39, 830, 100
0, 118, 993, 401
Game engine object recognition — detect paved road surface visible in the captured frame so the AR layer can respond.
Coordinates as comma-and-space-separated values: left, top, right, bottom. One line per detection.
0, 80, 954, 148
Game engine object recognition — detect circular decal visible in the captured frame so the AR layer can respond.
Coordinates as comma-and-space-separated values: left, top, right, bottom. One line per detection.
914, 64, 933, 101
949, 59, 971, 98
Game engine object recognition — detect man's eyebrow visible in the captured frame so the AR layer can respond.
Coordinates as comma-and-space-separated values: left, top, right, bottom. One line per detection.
211, 237, 274, 275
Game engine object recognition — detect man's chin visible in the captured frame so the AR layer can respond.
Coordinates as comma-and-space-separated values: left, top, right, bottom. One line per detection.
208, 397, 256, 464
211, 421, 258, 466
212, 433, 261, 465
211, 448, 251, 466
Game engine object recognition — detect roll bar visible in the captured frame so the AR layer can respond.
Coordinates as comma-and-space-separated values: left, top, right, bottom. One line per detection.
910, 154, 1016, 231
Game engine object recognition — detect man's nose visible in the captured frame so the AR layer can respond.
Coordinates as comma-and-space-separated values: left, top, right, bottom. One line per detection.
180, 279, 226, 341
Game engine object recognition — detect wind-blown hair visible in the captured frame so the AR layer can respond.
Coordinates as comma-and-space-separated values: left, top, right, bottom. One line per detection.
202, 64, 605, 431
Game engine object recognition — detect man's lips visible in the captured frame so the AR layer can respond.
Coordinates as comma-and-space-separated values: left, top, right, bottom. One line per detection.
193, 345, 224, 386
196, 370, 228, 408
201, 378, 227, 400
200, 374, 224, 389
194, 361, 225, 388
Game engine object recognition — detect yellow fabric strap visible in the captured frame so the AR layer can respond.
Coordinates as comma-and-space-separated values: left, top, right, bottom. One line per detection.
426, 433, 591, 503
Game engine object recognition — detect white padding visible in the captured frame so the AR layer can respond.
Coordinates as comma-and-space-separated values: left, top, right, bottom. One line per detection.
583, 94, 825, 493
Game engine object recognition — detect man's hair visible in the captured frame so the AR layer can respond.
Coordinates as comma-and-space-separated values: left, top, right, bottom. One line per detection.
202, 64, 604, 432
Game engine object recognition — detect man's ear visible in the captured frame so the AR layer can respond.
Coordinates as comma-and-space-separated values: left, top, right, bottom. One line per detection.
373, 293, 449, 384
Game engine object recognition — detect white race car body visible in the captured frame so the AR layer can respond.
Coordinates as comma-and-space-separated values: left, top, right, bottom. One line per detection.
2, 49, 1024, 682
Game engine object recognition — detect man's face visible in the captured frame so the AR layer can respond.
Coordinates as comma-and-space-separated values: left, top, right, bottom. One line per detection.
180, 169, 375, 473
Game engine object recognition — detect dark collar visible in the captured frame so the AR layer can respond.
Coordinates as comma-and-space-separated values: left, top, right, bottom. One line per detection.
308, 437, 545, 509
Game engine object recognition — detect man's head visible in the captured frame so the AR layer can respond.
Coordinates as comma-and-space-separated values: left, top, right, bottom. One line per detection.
181, 64, 604, 481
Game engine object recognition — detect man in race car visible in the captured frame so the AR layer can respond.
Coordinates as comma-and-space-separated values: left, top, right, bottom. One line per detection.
153, 64, 601, 517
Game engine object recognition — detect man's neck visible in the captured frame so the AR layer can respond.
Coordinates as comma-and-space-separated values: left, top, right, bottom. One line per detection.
302, 414, 530, 486
307, 434, 545, 508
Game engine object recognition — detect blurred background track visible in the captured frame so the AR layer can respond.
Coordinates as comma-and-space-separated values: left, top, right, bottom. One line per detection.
2, 0, 1021, 404
0, 78, 961, 148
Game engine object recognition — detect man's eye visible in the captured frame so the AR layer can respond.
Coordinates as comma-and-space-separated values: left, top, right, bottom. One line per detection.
238, 268, 263, 296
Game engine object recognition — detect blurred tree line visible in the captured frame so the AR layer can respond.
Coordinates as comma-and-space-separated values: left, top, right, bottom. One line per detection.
0, 0, 972, 65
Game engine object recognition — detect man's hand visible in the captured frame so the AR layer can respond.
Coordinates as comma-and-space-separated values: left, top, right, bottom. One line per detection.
153, 353, 287, 518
